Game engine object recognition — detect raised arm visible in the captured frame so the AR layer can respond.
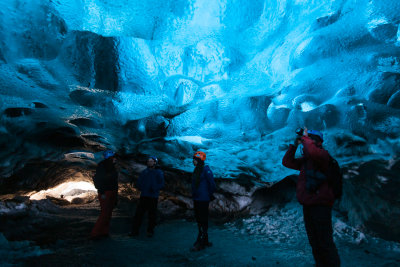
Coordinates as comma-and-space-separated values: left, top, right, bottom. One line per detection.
282, 144, 303, 170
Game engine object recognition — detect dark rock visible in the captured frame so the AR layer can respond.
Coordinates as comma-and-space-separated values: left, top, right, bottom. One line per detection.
69, 118, 103, 129
313, 11, 341, 29
81, 134, 106, 143
69, 89, 113, 108
31, 199, 60, 214
33, 102, 48, 108
337, 158, 400, 241
369, 23, 398, 43
4, 108, 33, 117
334, 133, 367, 148
347, 101, 400, 140
250, 176, 296, 214
70, 198, 84, 205
158, 199, 183, 217
368, 73, 400, 104
46, 196, 70, 206
36, 126, 85, 148
12, 196, 30, 203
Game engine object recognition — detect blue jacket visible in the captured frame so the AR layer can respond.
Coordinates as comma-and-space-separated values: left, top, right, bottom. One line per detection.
137, 168, 164, 198
192, 165, 216, 201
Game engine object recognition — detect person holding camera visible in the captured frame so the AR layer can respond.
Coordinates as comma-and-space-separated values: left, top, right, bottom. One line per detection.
130, 156, 164, 237
282, 128, 340, 267
191, 151, 216, 251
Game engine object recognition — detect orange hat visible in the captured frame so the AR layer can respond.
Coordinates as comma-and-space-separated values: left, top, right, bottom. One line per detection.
193, 151, 206, 161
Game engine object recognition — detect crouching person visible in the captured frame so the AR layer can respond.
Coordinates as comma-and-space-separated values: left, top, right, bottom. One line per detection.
191, 151, 216, 251
130, 156, 164, 237
91, 150, 119, 240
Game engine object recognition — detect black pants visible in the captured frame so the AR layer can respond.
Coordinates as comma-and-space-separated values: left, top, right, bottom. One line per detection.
194, 201, 209, 232
132, 196, 158, 233
303, 205, 340, 267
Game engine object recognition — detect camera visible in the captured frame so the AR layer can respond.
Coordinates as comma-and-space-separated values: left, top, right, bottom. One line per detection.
296, 128, 304, 136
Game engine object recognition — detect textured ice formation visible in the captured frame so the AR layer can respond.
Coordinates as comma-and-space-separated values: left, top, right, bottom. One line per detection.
0, 232, 51, 265
0, 0, 399, 182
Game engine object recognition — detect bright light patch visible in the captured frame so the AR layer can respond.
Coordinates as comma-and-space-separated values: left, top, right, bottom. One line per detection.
166, 135, 210, 145
367, 18, 389, 30
191, 0, 225, 28
29, 181, 97, 202
301, 102, 316, 112
397, 27, 400, 46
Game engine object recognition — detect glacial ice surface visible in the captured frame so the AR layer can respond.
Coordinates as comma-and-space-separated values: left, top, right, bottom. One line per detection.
0, 0, 399, 181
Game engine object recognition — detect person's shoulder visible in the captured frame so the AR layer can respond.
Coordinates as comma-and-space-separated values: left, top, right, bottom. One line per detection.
324, 149, 334, 159
320, 146, 330, 154
97, 160, 105, 167
204, 165, 213, 173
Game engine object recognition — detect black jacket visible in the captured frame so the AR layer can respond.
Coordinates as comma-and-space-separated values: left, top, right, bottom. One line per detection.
93, 159, 118, 194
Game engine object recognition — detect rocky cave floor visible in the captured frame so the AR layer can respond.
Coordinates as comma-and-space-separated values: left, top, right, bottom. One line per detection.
1, 191, 399, 267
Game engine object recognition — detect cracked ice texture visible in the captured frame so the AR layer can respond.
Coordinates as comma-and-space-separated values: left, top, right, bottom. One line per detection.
0, 0, 399, 180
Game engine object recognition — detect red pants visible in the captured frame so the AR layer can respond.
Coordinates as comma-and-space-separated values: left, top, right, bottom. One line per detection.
91, 190, 118, 238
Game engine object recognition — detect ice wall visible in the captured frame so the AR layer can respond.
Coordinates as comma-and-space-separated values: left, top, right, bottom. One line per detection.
0, 0, 399, 181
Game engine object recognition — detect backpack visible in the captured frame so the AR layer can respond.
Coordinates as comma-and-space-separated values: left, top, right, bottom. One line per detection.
326, 155, 343, 199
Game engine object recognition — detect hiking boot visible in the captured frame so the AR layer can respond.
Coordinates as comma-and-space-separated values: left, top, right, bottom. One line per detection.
191, 241, 205, 251
192, 232, 201, 247
203, 233, 212, 247
191, 232, 212, 251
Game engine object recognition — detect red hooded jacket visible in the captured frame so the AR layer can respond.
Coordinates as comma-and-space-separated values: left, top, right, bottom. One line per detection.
282, 136, 335, 206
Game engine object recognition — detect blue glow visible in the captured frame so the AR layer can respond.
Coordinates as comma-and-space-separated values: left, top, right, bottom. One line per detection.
0, 0, 399, 182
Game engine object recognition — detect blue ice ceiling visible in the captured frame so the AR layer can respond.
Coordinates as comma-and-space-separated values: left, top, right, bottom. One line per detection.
0, 0, 399, 180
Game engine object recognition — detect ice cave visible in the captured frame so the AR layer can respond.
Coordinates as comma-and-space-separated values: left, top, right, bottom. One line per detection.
0, 0, 399, 266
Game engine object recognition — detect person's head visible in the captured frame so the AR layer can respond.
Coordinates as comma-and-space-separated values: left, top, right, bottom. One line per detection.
147, 156, 158, 168
193, 151, 206, 166
103, 150, 115, 160
103, 150, 117, 167
308, 130, 324, 146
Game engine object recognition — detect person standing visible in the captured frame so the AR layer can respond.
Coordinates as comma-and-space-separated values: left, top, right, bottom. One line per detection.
282, 128, 340, 266
130, 156, 164, 237
191, 151, 216, 251
91, 150, 119, 240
